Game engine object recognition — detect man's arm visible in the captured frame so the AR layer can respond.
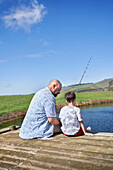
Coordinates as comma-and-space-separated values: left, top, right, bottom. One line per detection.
48, 117, 61, 126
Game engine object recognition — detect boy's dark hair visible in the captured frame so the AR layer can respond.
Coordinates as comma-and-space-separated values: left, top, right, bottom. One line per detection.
65, 91, 76, 103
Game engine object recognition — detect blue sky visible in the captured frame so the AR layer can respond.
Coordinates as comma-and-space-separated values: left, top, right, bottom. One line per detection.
0, 0, 113, 95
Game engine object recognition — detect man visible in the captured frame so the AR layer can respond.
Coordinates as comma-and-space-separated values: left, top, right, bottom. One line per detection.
19, 79, 62, 139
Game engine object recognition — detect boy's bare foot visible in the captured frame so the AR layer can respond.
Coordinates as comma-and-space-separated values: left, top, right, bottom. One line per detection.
87, 126, 91, 131
85, 127, 94, 136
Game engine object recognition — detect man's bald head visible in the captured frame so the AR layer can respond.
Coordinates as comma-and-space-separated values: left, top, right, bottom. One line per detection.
48, 79, 62, 97
49, 79, 61, 86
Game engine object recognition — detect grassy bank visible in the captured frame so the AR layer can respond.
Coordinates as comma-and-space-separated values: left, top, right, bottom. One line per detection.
0, 94, 34, 116
0, 91, 113, 116
56, 91, 113, 104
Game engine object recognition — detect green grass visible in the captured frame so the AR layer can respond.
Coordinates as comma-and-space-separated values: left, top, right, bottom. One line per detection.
61, 84, 94, 93
56, 91, 113, 104
0, 91, 113, 116
0, 94, 34, 116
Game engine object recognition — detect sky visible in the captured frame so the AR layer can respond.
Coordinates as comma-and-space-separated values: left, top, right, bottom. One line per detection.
0, 0, 113, 95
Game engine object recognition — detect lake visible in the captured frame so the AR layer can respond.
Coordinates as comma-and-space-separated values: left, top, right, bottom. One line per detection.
0, 104, 113, 133
81, 105, 113, 133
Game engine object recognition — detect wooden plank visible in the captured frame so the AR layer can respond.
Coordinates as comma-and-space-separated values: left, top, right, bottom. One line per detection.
0, 130, 113, 169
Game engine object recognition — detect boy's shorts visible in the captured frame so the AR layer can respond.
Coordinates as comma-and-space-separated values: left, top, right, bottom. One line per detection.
63, 127, 84, 137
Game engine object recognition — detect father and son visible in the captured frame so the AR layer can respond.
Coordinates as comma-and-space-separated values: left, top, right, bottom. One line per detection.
19, 79, 94, 139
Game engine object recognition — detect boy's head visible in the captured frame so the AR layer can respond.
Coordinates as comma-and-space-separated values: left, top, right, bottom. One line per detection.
65, 91, 76, 103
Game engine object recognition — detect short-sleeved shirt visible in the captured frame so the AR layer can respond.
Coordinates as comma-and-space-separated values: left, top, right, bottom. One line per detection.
19, 87, 56, 139
59, 106, 83, 135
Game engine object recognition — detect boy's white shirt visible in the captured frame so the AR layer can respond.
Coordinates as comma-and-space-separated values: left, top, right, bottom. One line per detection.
59, 106, 83, 135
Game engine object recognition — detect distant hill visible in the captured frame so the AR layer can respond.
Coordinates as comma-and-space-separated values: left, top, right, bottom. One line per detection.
61, 78, 113, 93
94, 78, 113, 89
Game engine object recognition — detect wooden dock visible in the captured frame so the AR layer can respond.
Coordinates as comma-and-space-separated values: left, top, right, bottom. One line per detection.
0, 128, 113, 170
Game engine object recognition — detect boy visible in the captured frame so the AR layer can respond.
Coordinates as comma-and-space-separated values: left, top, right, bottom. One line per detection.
59, 92, 94, 137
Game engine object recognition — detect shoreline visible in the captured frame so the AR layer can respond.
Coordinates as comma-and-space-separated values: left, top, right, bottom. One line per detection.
0, 99, 113, 125
56, 98, 113, 108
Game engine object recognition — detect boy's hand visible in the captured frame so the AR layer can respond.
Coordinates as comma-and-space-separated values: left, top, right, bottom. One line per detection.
84, 132, 94, 136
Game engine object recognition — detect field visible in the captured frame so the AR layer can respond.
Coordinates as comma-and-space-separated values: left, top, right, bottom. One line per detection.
0, 94, 34, 116
0, 91, 113, 116
56, 91, 113, 104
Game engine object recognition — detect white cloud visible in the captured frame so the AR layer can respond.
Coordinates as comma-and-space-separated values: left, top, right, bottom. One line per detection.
48, 50, 56, 54
40, 39, 51, 46
26, 54, 42, 58
0, 60, 7, 63
26, 50, 57, 59
2, 0, 47, 32
3, 83, 11, 87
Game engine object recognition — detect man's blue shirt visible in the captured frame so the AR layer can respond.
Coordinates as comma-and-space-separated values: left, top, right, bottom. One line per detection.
19, 87, 56, 139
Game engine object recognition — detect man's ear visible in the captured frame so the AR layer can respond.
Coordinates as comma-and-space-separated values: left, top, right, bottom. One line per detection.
53, 84, 56, 89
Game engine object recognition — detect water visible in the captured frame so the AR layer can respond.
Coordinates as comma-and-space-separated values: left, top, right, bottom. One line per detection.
0, 118, 23, 129
81, 105, 113, 133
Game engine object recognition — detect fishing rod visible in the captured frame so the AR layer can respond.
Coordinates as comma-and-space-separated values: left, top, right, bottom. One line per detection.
75, 56, 92, 94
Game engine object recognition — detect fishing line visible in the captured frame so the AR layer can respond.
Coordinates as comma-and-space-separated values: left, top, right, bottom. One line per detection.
75, 56, 92, 94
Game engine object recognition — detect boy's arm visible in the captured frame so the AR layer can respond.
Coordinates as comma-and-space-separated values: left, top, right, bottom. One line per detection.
79, 121, 94, 136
